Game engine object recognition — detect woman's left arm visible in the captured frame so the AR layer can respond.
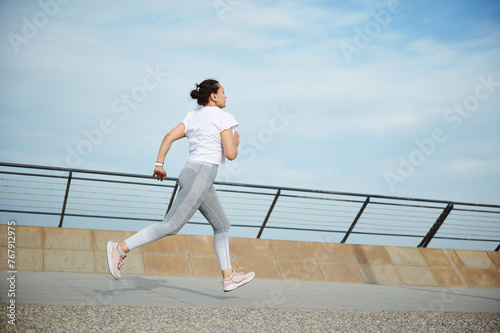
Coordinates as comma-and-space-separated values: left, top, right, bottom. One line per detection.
221, 129, 239, 160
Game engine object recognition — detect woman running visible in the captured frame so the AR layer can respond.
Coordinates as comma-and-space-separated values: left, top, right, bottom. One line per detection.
106, 79, 255, 292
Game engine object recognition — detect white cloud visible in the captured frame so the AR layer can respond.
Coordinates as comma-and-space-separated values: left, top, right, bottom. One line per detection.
447, 158, 487, 174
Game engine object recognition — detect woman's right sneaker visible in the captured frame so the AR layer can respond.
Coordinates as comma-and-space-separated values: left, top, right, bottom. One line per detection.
222, 269, 255, 292
106, 241, 127, 280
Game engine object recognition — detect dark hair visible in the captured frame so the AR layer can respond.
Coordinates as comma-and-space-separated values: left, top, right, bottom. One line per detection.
190, 79, 220, 106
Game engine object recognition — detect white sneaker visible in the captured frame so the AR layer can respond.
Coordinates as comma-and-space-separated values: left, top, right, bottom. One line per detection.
106, 241, 127, 280
222, 269, 255, 292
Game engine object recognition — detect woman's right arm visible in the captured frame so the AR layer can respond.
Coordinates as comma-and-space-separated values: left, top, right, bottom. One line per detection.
220, 129, 240, 160
153, 123, 186, 181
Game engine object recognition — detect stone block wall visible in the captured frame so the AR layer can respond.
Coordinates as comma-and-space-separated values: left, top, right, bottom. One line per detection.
1, 225, 499, 288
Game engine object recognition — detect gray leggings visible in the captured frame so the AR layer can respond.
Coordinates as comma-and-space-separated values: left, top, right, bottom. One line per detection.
124, 162, 231, 270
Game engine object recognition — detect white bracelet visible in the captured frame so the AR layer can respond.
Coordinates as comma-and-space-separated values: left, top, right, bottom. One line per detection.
154, 162, 163, 167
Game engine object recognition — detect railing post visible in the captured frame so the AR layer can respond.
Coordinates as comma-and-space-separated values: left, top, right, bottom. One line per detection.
418, 203, 454, 248
59, 171, 72, 228
257, 189, 280, 239
165, 181, 179, 215
341, 196, 370, 244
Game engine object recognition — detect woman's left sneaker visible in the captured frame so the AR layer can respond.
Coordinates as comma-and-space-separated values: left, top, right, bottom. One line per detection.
222, 269, 255, 292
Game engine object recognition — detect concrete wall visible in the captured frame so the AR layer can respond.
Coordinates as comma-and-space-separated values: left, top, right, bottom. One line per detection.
1, 225, 499, 288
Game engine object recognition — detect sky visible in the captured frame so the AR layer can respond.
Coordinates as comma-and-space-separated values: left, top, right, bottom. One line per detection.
1, 0, 500, 210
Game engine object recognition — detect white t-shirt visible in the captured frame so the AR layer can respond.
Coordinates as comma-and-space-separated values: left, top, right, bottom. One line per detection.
182, 106, 239, 165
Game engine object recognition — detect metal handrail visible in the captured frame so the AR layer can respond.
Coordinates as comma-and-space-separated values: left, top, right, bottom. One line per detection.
1, 162, 499, 251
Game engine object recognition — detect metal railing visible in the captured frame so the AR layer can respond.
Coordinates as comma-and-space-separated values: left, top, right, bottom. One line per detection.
1, 162, 499, 251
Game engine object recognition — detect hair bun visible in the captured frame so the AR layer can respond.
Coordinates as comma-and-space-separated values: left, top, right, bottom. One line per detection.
190, 85, 200, 99
189, 79, 220, 106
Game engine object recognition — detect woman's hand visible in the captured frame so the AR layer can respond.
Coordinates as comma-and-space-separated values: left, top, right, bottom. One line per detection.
152, 166, 167, 181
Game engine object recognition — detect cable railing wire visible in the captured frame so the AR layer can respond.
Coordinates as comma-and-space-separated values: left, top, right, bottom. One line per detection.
1, 162, 499, 251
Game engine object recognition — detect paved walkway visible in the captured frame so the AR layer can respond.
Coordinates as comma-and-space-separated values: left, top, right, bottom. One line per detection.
1, 271, 500, 332
1, 271, 499, 311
